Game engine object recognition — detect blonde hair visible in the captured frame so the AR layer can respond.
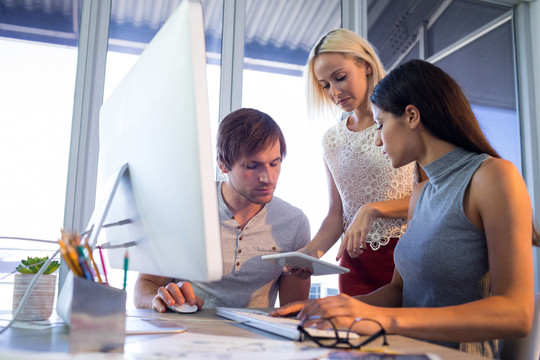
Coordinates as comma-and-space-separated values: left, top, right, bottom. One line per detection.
306, 28, 386, 120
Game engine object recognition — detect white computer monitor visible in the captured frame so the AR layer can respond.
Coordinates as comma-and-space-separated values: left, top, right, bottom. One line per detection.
89, 0, 222, 282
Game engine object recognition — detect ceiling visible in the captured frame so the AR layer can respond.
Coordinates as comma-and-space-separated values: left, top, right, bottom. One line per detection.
0, 0, 518, 108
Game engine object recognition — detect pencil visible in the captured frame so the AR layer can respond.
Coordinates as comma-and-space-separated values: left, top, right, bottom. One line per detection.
58, 240, 80, 276
123, 250, 129, 291
65, 241, 83, 277
77, 246, 94, 281
98, 246, 109, 285
84, 242, 103, 283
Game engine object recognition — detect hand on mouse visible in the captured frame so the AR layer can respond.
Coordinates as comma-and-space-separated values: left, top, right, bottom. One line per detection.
167, 303, 198, 313
153, 281, 204, 312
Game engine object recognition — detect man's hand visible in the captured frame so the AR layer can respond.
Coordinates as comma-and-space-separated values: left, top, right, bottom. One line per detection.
152, 281, 204, 313
281, 248, 314, 280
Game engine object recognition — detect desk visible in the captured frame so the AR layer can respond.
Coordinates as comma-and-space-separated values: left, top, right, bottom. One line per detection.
0, 309, 484, 359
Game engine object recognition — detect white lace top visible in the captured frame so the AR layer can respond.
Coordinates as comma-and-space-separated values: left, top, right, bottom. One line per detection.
322, 119, 416, 250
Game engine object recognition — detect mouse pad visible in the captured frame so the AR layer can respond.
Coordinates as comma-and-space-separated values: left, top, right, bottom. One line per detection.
125, 317, 187, 335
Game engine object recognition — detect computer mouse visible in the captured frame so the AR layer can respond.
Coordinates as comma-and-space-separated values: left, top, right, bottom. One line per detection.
167, 303, 198, 314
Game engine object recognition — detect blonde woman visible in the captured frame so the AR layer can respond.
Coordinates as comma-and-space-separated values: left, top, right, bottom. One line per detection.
295, 29, 419, 295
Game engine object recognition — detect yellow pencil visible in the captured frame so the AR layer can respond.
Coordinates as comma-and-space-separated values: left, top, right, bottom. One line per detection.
66, 242, 83, 276
58, 240, 79, 275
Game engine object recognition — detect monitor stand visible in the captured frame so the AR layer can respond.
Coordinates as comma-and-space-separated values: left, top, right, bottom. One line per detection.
86, 163, 136, 249
57, 163, 142, 325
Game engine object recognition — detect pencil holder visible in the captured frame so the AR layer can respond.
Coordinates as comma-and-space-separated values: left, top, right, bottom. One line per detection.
58, 274, 126, 353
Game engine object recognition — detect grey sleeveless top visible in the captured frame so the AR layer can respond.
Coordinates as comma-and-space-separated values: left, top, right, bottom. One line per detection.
394, 148, 499, 358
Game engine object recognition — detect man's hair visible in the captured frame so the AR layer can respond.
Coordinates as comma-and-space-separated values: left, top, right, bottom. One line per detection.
216, 108, 286, 170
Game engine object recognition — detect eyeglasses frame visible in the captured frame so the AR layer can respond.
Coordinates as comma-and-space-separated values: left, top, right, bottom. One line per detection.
297, 316, 389, 349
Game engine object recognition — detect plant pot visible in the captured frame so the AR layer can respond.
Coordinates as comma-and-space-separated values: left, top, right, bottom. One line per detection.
12, 273, 57, 321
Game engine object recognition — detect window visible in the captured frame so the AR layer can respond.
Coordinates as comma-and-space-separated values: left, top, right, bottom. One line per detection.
434, 20, 520, 170
309, 283, 321, 299
104, 0, 222, 122
427, 0, 508, 56
240, 0, 341, 297
0, 1, 80, 310
368, 0, 520, 170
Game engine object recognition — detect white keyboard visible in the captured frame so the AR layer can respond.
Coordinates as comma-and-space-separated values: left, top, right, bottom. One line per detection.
216, 307, 349, 341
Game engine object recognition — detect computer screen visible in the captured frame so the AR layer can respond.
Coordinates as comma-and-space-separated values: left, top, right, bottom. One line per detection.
89, 0, 223, 282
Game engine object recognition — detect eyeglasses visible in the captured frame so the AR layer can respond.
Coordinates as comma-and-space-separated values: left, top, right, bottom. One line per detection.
297, 316, 388, 349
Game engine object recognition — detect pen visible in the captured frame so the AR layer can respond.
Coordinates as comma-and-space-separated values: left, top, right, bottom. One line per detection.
84, 242, 103, 283
77, 246, 94, 281
123, 250, 129, 291
98, 246, 109, 285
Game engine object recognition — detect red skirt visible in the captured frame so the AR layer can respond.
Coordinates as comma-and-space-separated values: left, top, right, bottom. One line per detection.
338, 237, 398, 296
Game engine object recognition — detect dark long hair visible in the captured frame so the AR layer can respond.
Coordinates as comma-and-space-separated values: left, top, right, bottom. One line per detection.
371, 59, 540, 247
370, 59, 499, 158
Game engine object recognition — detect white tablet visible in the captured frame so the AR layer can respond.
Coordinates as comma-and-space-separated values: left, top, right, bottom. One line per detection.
261, 251, 349, 276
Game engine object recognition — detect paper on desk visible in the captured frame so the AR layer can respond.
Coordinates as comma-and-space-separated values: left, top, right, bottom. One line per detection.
124, 331, 331, 359
1, 336, 440, 360
10, 320, 62, 330
0, 350, 124, 360
0, 310, 64, 330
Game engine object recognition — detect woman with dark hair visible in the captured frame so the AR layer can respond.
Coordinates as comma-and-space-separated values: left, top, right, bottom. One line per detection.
273, 60, 539, 359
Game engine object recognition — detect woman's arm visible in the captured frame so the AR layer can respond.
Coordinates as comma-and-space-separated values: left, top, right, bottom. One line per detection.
302, 162, 344, 259
278, 274, 311, 306
340, 162, 428, 258
353, 267, 404, 307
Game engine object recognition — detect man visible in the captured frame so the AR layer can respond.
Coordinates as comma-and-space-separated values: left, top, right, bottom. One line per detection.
134, 108, 311, 311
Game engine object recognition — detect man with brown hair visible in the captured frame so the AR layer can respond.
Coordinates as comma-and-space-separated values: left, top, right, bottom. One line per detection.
134, 108, 311, 310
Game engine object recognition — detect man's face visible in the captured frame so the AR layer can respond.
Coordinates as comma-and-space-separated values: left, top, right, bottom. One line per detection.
223, 140, 282, 205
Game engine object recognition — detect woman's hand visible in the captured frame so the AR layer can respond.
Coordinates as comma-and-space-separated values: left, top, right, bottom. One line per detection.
296, 294, 386, 332
339, 204, 377, 259
269, 299, 312, 317
339, 198, 412, 260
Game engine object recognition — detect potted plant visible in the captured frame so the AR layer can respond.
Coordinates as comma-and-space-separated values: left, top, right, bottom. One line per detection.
12, 256, 60, 321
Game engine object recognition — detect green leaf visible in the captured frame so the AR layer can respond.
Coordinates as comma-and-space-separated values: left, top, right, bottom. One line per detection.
44, 261, 60, 274
15, 265, 33, 274
16, 256, 60, 274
